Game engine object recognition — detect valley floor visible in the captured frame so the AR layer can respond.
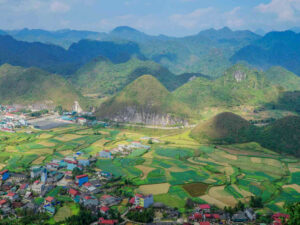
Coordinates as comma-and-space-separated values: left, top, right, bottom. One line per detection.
0, 123, 299, 216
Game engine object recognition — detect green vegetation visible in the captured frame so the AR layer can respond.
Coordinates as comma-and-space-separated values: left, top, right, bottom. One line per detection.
258, 116, 300, 156
174, 64, 279, 110
265, 66, 300, 91
190, 112, 257, 144
0, 64, 86, 110
71, 57, 196, 95
96, 75, 192, 124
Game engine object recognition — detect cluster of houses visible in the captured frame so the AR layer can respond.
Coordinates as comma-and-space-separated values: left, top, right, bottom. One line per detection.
187, 204, 257, 224
99, 141, 151, 158
0, 112, 28, 132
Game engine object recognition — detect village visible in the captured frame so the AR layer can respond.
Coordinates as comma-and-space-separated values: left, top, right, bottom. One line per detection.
0, 137, 290, 225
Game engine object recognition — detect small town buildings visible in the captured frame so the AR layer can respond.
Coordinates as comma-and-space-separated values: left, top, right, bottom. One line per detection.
31, 166, 43, 179
10, 173, 27, 182
98, 217, 118, 225
81, 195, 98, 207
69, 188, 80, 199
31, 180, 45, 194
232, 211, 248, 222
45, 196, 55, 205
0, 199, 8, 208
0, 169, 10, 181
41, 168, 48, 183
46, 163, 60, 171
99, 150, 112, 159
78, 158, 90, 167
198, 204, 211, 213
77, 117, 87, 125
100, 206, 110, 215
272, 213, 290, 225
76, 174, 88, 186
101, 195, 120, 206
44, 205, 55, 215
134, 194, 154, 208
6, 192, 19, 201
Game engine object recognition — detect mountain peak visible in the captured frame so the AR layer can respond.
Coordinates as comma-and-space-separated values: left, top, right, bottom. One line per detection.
111, 26, 140, 34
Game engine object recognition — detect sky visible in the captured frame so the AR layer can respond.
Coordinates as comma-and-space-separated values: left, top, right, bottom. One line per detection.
1, 0, 300, 36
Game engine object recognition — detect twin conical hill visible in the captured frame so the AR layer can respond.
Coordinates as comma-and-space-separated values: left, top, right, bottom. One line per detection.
190, 112, 257, 144
96, 75, 191, 126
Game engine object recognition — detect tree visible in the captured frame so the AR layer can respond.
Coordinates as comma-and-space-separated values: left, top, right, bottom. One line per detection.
250, 196, 263, 208
285, 202, 300, 225
185, 198, 194, 209
72, 167, 83, 178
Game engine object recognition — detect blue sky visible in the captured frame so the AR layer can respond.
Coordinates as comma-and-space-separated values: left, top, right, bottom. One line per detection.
0, 0, 300, 36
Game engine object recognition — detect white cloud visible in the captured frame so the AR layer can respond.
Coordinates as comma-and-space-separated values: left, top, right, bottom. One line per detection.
170, 7, 215, 29
50, 1, 70, 13
256, 0, 300, 21
169, 7, 244, 30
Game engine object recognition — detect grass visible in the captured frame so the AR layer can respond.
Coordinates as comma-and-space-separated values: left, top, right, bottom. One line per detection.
53, 203, 79, 222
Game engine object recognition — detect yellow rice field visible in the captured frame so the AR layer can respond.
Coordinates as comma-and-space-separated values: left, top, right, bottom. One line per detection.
137, 183, 170, 195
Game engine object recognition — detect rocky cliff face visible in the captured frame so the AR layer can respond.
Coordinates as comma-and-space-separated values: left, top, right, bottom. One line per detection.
99, 106, 188, 126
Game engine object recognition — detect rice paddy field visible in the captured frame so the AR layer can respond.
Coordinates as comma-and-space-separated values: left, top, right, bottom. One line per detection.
0, 124, 299, 213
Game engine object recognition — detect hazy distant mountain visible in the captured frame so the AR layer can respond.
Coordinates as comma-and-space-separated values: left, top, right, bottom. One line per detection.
290, 27, 300, 33
1, 26, 261, 78
5, 28, 106, 48
0, 35, 145, 75
231, 31, 300, 76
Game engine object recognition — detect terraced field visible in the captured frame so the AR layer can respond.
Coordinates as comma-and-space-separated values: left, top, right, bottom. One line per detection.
0, 124, 299, 213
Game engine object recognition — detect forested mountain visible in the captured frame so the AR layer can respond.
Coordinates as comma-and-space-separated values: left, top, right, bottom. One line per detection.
71, 56, 202, 96
174, 64, 278, 110
231, 31, 300, 76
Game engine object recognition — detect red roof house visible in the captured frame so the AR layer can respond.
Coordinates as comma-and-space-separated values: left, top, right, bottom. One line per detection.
100, 206, 110, 214
199, 222, 210, 225
98, 217, 118, 225
199, 204, 210, 210
45, 196, 55, 202
69, 188, 80, 197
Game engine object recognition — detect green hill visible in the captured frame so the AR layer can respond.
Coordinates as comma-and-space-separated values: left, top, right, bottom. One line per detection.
190, 112, 257, 144
96, 75, 191, 125
258, 116, 300, 156
71, 57, 198, 96
174, 64, 279, 110
0, 64, 85, 110
265, 66, 300, 91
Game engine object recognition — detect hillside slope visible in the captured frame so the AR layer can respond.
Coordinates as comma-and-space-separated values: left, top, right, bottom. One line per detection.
72, 57, 199, 95
0, 64, 84, 109
96, 75, 191, 126
265, 66, 300, 91
190, 112, 257, 144
174, 64, 278, 110
258, 116, 300, 156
